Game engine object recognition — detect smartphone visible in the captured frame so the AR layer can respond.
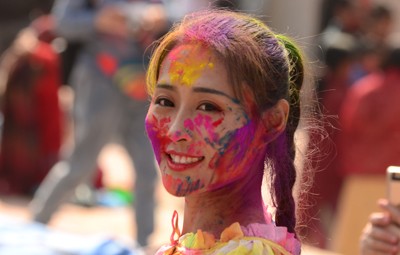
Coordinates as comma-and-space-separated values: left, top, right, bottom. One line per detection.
387, 166, 400, 206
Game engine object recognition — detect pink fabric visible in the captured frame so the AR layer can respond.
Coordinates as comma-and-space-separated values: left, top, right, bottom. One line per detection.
241, 222, 301, 254
156, 209, 301, 254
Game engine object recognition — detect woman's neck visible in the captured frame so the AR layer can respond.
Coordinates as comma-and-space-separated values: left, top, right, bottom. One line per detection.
182, 165, 267, 238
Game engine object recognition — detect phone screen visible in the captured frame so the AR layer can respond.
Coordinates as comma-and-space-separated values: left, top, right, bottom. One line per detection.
387, 166, 400, 206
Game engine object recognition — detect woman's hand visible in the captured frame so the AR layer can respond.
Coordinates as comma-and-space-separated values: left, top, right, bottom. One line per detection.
360, 199, 400, 255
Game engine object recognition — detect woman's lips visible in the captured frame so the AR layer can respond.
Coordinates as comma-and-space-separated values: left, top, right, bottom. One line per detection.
165, 152, 204, 172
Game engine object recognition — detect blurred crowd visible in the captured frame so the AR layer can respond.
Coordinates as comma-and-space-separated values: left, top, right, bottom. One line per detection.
0, 0, 399, 253
0, 0, 238, 250
304, 0, 400, 250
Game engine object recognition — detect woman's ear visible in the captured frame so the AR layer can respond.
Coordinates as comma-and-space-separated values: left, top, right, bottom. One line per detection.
261, 99, 289, 138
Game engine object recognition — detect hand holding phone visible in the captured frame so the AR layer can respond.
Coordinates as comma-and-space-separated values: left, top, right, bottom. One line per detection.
387, 166, 400, 206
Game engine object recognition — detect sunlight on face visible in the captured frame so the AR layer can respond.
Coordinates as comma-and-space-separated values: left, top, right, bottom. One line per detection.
145, 43, 267, 196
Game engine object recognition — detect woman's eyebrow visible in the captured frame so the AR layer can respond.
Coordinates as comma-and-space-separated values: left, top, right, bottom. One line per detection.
193, 87, 237, 101
156, 83, 239, 102
156, 83, 175, 91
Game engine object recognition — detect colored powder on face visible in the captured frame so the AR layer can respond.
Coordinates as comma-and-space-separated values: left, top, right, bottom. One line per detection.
204, 129, 235, 161
176, 176, 203, 196
169, 117, 198, 142
170, 131, 182, 141
184, 118, 195, 131
183, 118, 196, 138
212, 117, 223, 127
167, 44, 214, 87
187, 113, 220, 147
205, 120, 265, 190
219, 121, 262, 172
202, 115, 220, 143
163, 172, 205, 196
186, 141, 205, 155
180, 109, 252, 171
207, 117, 259, 173
194, 114, 204, 127
145, 114, 171, 163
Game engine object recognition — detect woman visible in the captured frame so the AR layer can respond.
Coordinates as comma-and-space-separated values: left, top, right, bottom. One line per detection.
145, 9, 310, 254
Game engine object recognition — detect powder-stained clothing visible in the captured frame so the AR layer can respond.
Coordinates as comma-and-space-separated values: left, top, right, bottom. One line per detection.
156, 211, 300, 255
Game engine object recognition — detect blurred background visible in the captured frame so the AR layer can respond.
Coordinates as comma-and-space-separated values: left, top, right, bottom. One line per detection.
0, 0, 399, 254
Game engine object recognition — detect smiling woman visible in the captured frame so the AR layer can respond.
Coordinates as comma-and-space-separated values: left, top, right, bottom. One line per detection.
148, 43, 256, 197
145, 9, 313, 255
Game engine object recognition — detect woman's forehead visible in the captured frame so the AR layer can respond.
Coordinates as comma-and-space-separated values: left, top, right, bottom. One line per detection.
164, 43, 214, 66
159, 43, 221, 88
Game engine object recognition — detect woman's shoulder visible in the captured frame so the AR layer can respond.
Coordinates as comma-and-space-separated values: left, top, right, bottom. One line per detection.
155, 222, 300, 255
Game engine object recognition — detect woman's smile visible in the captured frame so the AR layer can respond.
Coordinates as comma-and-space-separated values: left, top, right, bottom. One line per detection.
165, 150, 205, 171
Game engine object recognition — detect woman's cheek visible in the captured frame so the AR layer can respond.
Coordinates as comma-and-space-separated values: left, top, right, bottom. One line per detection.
183, 114, 220, 154
145, 113, 170, 164
207, 130, 235, 169
187, 141, 207, 156
208, 122, 257, 187
193, 114, 226, 147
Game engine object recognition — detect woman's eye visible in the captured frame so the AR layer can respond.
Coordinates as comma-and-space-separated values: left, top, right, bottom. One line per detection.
155, 98, 174, 107
198, 103, 221, 112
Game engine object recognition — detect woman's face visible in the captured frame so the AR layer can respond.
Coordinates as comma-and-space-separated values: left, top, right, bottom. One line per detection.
145, 43, 268, 196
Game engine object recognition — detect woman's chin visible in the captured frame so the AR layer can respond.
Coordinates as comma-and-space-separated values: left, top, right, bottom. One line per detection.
161, 176, 205, 197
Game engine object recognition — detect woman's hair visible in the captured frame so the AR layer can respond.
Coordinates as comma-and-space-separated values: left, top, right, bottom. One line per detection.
146, 9, 306, 235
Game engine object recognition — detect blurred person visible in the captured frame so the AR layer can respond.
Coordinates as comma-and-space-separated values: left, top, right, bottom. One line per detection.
0, 0, 54, 55
29, 0, 167, 247
317, 0, 371, 89
338, 46, 400, 176
29, 0, 213, 248
319, 0, 367, 56
350, 4, 394, 82
362, 5, 393, 54
336, 48, 400, 252
0, 6, 63, 196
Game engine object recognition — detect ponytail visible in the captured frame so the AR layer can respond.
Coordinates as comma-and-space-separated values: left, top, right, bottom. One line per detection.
268, 34, 304, 235
277, 34, 304, 140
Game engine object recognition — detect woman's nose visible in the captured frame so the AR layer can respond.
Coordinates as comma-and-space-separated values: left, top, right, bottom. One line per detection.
167, 113, 193, 143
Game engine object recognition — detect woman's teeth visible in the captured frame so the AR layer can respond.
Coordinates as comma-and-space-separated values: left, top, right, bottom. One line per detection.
170, 154, 203, 164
